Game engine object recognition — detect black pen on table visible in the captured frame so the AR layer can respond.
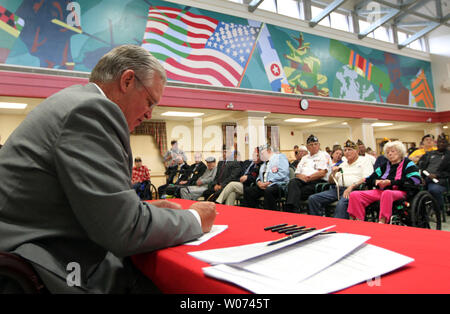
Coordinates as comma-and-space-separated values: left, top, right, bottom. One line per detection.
267, 230, 308, 246
263, 223, 288, 231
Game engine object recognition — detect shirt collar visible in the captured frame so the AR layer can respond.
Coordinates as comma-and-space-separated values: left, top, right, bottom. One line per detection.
92, 83, 106, 97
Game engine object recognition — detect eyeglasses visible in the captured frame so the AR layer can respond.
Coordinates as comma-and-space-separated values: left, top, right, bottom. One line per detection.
134, 75, 157, 110
135, 159, 142, 162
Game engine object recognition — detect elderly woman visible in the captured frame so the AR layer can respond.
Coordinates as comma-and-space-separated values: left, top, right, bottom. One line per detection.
347, 141, 421, 224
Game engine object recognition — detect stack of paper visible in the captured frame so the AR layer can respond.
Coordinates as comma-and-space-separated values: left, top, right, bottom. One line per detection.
188, 226, 414, 294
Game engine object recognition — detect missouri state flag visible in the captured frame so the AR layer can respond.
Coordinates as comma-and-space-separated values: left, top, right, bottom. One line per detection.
142, 6, 260, 87
249, 20, 289, 92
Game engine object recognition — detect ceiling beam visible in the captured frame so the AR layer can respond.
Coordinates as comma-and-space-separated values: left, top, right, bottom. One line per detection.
248, 0, 265, 13
309, 0, 348, 27
398, 21, 440, 48
358, 7, 400, 39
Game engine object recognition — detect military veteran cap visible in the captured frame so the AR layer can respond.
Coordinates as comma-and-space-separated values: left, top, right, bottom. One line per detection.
306, 134, 319, 144
205, 156, 216, 163
344, 140, 358, 150
356, 139, 364, 146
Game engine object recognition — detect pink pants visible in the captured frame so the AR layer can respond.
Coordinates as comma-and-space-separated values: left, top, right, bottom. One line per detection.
347, 189, 407, 222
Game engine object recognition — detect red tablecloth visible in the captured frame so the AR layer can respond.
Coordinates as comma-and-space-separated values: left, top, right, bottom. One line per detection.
132, 199, 450, 294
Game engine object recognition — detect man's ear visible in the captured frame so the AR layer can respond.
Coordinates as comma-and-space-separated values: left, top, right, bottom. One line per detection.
119, 69, 135, 93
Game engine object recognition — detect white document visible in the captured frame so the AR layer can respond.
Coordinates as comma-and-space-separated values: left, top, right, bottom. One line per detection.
203, 243, 414, 294
234, 233, 370, 283
188, 225, 335, 264
184, 225, 228, 246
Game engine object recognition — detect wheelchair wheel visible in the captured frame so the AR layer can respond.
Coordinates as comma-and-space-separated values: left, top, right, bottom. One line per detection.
148, 183, 158, 200
410, 191, 441, 230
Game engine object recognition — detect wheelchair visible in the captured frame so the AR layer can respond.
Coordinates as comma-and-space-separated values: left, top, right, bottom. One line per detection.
365, 187, 441, 230
0, 252, 47, 294
135, 180, 158, 200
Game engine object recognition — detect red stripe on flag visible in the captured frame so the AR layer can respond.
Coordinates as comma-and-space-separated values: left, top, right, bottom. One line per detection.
187, 54, 241, 82
165, 57, 235, 87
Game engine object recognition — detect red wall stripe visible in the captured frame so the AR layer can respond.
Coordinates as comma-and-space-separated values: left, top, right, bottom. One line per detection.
0, 70, 448, 123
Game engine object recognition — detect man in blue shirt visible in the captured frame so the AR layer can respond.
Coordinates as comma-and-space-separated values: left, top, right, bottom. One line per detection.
242, 144, 289, 210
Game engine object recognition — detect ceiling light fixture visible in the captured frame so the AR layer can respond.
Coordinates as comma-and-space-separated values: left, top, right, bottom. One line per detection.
161, 111, 204, 117
0, 102, 28, 109
284, 118, 317, 123
371, 122, 393, 127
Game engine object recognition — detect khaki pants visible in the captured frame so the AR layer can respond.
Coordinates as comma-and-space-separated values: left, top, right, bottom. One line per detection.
215, 181, 244, 205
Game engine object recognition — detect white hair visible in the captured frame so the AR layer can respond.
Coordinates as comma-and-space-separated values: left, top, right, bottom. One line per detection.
383, 140, 406, 158
89, 44, 167, 85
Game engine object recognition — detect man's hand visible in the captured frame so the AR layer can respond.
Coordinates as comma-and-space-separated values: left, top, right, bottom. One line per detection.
189, 202, 217, 233
214, 184, 222, 192
196, 179, 202, 186
179, 180, 188, 185
150, 200, 182, 210
239, 175, 248, 183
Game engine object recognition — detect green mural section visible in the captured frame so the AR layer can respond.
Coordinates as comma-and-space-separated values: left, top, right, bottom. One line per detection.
0, 0, 435, 109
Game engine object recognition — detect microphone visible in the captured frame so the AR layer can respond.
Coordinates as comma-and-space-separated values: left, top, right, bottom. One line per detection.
423, 170, 439, 183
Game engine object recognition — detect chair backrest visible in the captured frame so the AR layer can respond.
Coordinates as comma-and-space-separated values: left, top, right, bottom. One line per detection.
0, 252, 46, 294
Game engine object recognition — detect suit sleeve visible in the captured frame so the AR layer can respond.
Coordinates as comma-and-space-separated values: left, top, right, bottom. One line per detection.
53, 103, 202, 257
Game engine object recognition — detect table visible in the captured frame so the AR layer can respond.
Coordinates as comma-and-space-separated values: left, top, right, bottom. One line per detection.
132, 199, 450, 294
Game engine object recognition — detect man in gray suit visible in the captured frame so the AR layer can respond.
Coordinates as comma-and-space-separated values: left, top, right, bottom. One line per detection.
0, 45, 216, 293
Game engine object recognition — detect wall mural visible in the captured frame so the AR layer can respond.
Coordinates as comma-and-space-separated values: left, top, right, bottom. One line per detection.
0, 0, 435, 109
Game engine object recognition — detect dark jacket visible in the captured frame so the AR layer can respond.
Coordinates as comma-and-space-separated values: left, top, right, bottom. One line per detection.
366, 157, 421, 191
211, 160, 242, 188
186, 161, 207, 185
418, 149, 450, 186
240, 160, 262, 187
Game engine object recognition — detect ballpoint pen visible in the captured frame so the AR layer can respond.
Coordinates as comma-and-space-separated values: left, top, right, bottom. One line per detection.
263, 223, 288, 231
267, 230, 307, 246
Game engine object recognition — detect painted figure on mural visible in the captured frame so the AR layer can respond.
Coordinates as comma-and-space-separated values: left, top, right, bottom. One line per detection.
283, 33, 329, 97
15, 0, 78, 69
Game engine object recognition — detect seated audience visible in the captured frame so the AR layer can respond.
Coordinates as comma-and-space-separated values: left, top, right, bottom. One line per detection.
308, 140, 373, 218
180, 157, 217, 200
163, 140, 188, 183
418, 134, 450, 215
285, 135, 331, 213
290, 145, 308, 169
202, 146, 242, 202
347, 141, 421, 224
216, 147, 262, 205
158, 156, 190, 198
357, 139, 376, 165
164, 152, 206, 198
242, 144, 289, 210
131, 157, 151, 199
409, 134, 437, 163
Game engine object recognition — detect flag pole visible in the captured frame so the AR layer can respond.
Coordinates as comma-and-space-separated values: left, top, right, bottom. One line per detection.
237, 22, 265, 87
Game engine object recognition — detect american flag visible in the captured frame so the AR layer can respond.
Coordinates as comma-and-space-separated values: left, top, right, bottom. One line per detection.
142, 6, 260, 87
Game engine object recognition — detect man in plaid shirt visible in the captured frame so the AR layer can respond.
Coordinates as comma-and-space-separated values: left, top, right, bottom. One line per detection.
132, 157, 150, 198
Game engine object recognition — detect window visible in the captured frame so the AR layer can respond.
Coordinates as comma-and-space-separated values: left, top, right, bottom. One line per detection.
311, 5, 330, 27
277, 0, 301, 19
373, 26, 391, 42
359, 19, 374, 38
330, 11, 349, 32
259, 0, 277, 13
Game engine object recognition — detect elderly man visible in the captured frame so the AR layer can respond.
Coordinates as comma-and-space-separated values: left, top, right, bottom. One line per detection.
180, 157, 217, 200
0, 45, 216, 294
202, 145, 242, 202
242, 144, 289, 210
215, 147, 262, 206
357, 139, 376, 165
418, 134, 450, 217
285, 135, 331, 213
131, 157, 151, 199
290, 145, 308, 169
308, 140, 374, 218
163, 140, 188, 184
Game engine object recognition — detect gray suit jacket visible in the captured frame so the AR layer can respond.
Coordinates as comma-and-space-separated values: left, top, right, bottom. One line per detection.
0, 83, 202, 293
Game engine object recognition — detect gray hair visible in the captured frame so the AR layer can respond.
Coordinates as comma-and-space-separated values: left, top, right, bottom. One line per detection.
89, 45, 167, 85
383, 140, 406, 158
